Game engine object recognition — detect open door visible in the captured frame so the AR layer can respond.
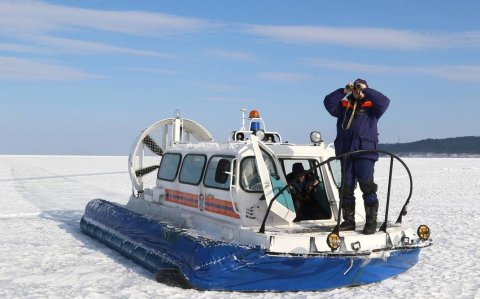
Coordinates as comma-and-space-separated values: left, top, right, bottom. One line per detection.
250, 135, 296, 222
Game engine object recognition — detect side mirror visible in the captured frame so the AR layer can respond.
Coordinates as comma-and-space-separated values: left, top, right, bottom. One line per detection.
214, 159, 231, 184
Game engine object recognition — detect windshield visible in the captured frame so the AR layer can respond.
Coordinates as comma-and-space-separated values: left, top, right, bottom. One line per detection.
240, 149, 278, 192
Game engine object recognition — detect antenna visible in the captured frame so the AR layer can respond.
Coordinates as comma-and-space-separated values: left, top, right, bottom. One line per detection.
240, 108, 247, 131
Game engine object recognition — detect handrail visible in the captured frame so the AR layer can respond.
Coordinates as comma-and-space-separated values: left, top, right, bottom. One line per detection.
258, 149, 413, 234
228, 158, 241, 216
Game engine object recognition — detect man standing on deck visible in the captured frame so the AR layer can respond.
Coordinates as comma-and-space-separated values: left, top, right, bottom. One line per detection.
323, 79, 390, 234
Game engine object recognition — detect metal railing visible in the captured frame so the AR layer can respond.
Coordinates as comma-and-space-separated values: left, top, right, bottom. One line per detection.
258, 149, 412, 234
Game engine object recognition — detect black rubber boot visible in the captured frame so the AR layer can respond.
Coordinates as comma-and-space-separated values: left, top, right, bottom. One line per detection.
362, 202, 379, 235
339, 202, 355, 231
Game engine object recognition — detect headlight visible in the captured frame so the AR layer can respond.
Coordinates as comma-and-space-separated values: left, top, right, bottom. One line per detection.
326, 232, 341, 251
235, 132, 245, 141
310, 131, 322, 144
417, 225, 430, 241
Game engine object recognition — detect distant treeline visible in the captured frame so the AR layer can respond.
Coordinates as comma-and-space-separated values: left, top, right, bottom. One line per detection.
378, 136, 480, 155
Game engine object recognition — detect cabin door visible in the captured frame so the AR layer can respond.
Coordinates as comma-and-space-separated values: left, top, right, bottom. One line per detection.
250, 135, 296, 222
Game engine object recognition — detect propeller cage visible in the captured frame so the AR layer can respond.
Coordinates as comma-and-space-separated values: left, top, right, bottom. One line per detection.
128, 111, 214, 193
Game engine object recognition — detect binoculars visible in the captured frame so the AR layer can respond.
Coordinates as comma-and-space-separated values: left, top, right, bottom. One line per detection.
345, 83, 363, 91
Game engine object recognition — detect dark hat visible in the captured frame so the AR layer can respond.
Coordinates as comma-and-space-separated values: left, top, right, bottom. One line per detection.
354, 78, 368, 88
292, 163, 306, 175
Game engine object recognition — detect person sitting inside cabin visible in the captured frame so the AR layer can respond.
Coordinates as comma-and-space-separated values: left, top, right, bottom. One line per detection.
288, 163, 320, 221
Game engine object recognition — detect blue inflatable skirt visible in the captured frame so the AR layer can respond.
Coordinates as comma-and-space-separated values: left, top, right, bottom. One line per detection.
80, 199, 420, 292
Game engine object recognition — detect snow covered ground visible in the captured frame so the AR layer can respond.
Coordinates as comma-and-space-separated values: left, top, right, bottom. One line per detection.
0, 155, 479, 298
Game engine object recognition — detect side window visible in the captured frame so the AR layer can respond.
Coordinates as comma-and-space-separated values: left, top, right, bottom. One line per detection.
240, 157, 262, 192
261, 148, 278, 177
157, 153, 181, 181
328, 159, 342, 188
179, 154, 206, 185
204, 155, 234, 190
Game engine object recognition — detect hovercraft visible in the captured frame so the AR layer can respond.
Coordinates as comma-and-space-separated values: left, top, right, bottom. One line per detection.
80, 109, 431, 292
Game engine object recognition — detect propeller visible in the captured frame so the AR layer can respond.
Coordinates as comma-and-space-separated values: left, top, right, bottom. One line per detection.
143, 135, 164, 156
134, 135, 164, 177
135, 165, 159, 177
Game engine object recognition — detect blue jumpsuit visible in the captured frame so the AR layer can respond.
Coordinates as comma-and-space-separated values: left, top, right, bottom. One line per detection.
324, 88, 390, 206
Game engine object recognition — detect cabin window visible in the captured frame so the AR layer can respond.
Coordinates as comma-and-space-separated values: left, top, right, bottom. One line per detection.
328, 159, 342, 188
240, 150, 278, 192
179, 154, 206, 185
204, 155, 235, 190
157, 153, 182, 181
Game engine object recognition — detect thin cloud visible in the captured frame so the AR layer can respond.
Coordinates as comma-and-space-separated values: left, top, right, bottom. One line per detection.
201, 97, 253, 103
416, 65, 480, 82
28, 35, 173, 57
0, 56, 101, 81
257, 72, 310, 82
311, 59, 480, 82
311, 59, 395, 73
243, 24, 480, 50
209, 49, 258, 62
0, 43, 50, 54
3, 1, 479, 55
0, 0, 216, 57
0, 0, 215, 36
199, 83, 244, 93
124, 68, 182, 75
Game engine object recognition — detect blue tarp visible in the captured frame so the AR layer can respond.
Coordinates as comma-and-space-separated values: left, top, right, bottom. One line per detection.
81, 199, 420, 291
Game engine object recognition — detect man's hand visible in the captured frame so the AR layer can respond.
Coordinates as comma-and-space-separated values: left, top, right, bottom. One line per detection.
307, 179, 320, 192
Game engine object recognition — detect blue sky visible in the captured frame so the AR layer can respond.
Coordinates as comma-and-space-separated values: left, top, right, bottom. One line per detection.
1, 0, 479, 155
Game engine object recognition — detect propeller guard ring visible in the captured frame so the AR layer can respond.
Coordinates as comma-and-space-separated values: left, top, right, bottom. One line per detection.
128, 115, 214, 193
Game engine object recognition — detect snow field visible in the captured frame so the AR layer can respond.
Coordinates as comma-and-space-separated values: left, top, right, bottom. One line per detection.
0, 156, 479, 298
